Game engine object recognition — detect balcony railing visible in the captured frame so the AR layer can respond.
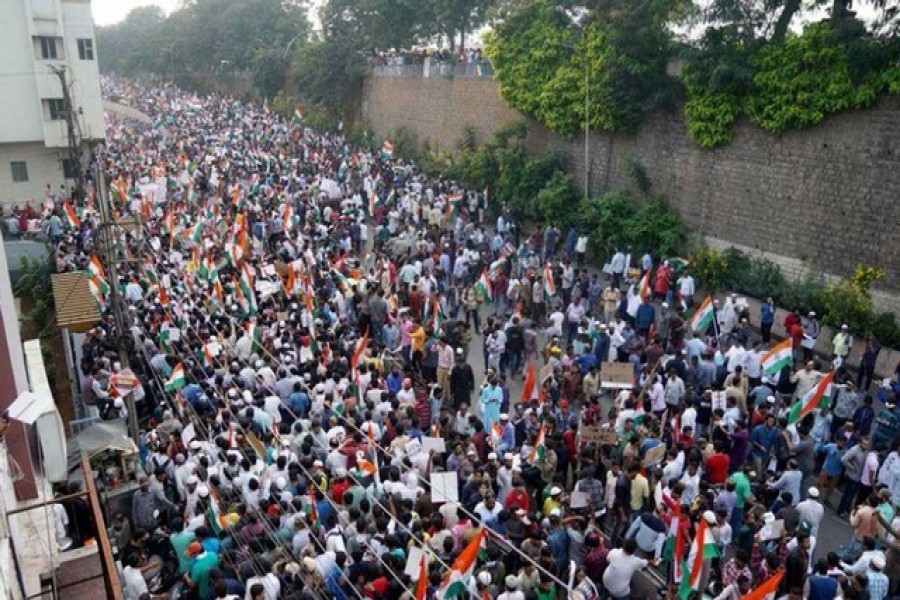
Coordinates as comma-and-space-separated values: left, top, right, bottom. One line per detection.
371, 60, 493, 80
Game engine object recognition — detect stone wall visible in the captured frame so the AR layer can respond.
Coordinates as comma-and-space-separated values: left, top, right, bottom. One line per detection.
360, 73, 900, 314
361, 74, 521, 150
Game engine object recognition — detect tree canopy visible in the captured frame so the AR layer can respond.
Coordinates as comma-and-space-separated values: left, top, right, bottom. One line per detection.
486, 0, 900, 146
96, 0, 309, 97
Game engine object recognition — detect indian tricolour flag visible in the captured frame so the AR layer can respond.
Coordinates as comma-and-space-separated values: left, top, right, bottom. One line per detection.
761, 339, 793, 377
381, 140, 394, 158
87, 255, 105, 279
88, 275, 109, 306
282, 203, 294, 233
662, 513, 686, 582
63, 201, 80, 229
543, 264, 556, 300
491, 423, 504, 449
788, 371, 835, 424
678, 518, 719, 599
190, 221, 203, 243
475, 269, 493, 303
245, 322, 261, 349
690, 296, 715, 333
207, 489, 227, 535
164, 363, 187, 392
528, 423, 546, 463
292, 102, 304, 124
436, 529, 486, 599
637, 271, 651, 302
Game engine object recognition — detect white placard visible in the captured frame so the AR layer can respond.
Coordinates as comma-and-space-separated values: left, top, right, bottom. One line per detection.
570, 490, 589, 509
759, 519, 785, 541
429, 471, 458, 504
421, 436, 446, 454
404, 546, 426, 578
405, 438, 423, 459
181, 423, 196, 447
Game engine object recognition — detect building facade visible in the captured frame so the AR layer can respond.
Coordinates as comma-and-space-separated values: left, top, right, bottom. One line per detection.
0, 0, 104, 207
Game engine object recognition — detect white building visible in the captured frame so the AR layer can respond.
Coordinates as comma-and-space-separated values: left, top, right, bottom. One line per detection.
0, 0, 104, 208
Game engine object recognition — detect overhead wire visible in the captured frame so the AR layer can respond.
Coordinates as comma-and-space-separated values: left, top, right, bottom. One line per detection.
132, 221, 573, 592
101, 90, 574, 591
116, 226, 413, 600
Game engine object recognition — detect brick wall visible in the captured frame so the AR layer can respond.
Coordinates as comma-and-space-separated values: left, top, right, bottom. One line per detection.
360, 74, 900, 314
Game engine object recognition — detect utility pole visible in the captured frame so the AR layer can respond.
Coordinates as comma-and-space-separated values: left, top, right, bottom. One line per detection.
94, 162, 141, 443
49, 65, 86, 202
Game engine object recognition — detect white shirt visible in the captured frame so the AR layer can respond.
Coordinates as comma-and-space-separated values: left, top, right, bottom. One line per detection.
602, 549, 647, 597
122, 566, 149, 600
681, 407, 697, 432
796, 498, 825, 537
244, 573, 281, 600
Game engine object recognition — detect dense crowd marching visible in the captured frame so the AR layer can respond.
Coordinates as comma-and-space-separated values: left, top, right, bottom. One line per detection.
19, 77, 900, 600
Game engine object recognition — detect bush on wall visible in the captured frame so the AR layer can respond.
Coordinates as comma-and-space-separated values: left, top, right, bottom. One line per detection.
689, 246, 900, 347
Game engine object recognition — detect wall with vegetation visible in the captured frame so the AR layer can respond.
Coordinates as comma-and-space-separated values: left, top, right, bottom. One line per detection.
361, 72, 900, 315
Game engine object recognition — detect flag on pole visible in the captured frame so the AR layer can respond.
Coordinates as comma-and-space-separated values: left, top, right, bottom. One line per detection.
475, 268, 493, 303
662, 512, 687, 582
308, 488, 318, 525
436, 529, 486, 599
543, 264, 556, 300
164, 364, 187, 392
761, 339, 793, 377
282, 203, 294, 232
63, 201, 80, 229
190, 221, 203, 243
637, 271, 651, 302
528, 424, 546, 463
207, 489, 227, 535
381, 140, 394, 158
690, 296, 715, 332
351, 329, 370, 372
677, 518, 719, 599
293, 102, 304, 124
87, 255, 106, 279
521, 362, 536, 403
415, 554, 428, 600
88, 275, 109, 306
787, 371, 835, 424
490, 423, 504, 449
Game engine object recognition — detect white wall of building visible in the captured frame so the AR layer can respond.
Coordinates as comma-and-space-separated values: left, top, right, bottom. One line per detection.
0, 142, 71, 206
0, 0, 104, 204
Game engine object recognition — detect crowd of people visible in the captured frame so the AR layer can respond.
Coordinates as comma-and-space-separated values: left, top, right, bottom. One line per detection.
37, 76, 900, 600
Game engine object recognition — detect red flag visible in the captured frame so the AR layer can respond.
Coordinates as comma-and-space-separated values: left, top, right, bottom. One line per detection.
521, 361, 536, 403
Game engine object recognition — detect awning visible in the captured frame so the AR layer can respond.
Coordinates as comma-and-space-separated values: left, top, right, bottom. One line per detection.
7, 390, 55, 425
51, 272, 100, 332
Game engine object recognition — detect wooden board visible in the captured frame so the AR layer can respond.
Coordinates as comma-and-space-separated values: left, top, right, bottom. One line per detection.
580, 426, 618, 445
600, 363, 634, 389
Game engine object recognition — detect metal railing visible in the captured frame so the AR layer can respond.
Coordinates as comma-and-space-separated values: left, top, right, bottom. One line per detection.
371, 61, 494, 80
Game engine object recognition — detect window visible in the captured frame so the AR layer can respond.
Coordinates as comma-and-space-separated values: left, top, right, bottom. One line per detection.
36, 36, 58, 59
10, 162, 29, 183
46, 98, 66, 120
61, 158, 78, 179
77, 38, 94, 60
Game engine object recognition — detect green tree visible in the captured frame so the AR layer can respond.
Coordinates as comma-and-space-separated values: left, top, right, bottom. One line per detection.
430, 0, 495, 50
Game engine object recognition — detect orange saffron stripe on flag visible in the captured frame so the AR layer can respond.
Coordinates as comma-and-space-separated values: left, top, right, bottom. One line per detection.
740, 570, 784, 600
